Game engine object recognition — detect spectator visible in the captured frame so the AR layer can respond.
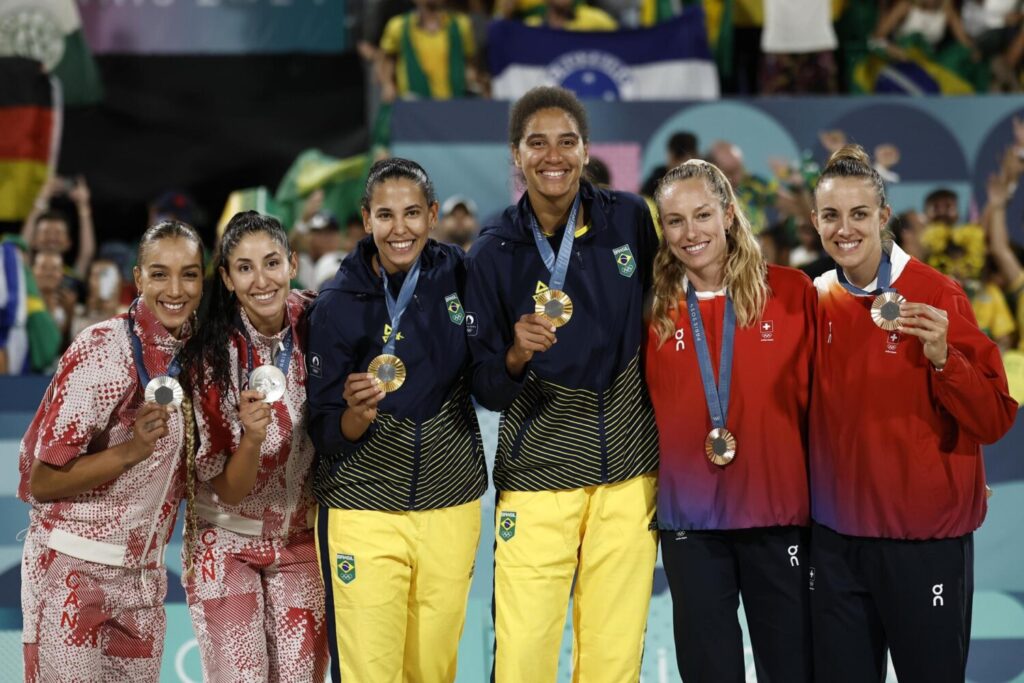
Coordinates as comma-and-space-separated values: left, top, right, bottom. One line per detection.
20, 176, 96, 282
584, 157, 612, 189
868, 0, 988, 92
707, 140, 777, 234
32, 250, 76, 351
378, 0, 479, 101
961, 0, 1024, 90
920, 187, 1017, 348
296, 210, 345, 290
436, 194, 480, 250
890, 209, 927, 260
69, 258, 128, 341
342, 213, 365, 254
521, 0, 618, 29
642, 131, 699, 198
983, 141, 1024, 349
760, 0, 840, 94
151, 189, 202, 228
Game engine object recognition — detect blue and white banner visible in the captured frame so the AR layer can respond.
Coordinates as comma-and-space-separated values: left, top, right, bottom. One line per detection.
487, 9, 718, 101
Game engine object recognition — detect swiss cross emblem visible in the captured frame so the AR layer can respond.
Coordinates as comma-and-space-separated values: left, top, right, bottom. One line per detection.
885, 331, 901, 354
759, 320, 774, 341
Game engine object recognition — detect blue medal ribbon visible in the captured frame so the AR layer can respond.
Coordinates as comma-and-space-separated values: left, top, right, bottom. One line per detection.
380, 257, 421, 356
836, 248, 895, 296
686, 285, 735, 432
238, 314, 294, 377
128, 300, 181, 388
529, 192, 582, 292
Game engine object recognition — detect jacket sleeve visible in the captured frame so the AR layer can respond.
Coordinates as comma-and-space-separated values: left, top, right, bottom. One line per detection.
465, 237, 527, 412
930, 287, 1018, 444
34, 325, 133, 467
305, 292, 376, 457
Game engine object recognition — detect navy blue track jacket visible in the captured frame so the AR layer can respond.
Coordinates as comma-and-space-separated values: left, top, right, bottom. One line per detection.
465, 181, 660, 492
305, 237, 487, 511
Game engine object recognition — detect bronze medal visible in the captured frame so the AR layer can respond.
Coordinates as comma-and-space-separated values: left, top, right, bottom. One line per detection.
367, 353, 407, 393
534, 289, 574, 327
704, 427, 737, 466
871, 291, 906, 331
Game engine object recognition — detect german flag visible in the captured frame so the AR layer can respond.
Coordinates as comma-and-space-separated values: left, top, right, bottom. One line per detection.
0, 58, 56, 222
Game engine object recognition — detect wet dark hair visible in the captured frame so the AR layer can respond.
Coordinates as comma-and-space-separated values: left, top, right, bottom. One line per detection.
184, 210, 289, 394
813, 144, 887, 209
136, 219, 205, 269
508, 86, 590, 147
361, 157, 437, 213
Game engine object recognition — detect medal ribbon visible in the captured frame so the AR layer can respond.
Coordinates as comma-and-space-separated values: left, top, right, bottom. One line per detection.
128, 300, 181, 388
686, 286, 736, 431
380, 257, 422, 356
238, 317, 294, 376
836, 248, 895, 296
529, 192, 582, 292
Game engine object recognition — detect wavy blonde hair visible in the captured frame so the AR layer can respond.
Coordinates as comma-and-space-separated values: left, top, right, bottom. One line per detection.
651, 159, 768, 346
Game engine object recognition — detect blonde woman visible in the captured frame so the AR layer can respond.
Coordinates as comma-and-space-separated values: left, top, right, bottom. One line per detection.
645, 160, 815, 683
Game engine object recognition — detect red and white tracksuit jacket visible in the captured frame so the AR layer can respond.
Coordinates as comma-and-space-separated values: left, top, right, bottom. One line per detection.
185, 291, 327, 683
18, 300, 187, 683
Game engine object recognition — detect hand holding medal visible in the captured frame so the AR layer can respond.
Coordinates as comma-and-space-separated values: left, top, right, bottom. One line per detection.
129, 402, 171, 461
893, 301, 950, 368
342, 373, 386, 425
239, 389, 272, 445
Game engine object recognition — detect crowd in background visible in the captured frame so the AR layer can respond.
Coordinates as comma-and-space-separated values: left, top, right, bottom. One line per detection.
4, 0, 1024, 373
350, 0, 1024, 99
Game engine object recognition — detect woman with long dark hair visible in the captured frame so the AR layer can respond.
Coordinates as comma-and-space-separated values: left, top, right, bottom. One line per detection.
183, 211, 326, 682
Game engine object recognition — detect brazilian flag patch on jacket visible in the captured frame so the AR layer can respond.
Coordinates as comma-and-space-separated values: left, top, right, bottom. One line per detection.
613, 244, 636, 277
337, 554, 356, 583
445, 292, 465, 324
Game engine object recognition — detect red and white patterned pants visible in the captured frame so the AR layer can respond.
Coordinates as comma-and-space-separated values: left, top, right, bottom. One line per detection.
184, 525, 327, 683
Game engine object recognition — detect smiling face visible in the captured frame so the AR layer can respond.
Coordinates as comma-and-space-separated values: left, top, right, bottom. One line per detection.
513, 107, 588, 208
812, 176, 892, 286
220, 232, 296, 335
133, 236, 203, 338
658, 177, 734, 290
362, 178, 437, 274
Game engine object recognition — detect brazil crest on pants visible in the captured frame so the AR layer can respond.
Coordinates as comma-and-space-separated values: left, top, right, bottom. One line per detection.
337, 554, 356, 583
499, 511, 516, 541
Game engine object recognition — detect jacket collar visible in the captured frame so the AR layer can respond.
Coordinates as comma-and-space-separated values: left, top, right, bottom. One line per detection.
323, 235, 444, 296
480, 180, 611, 244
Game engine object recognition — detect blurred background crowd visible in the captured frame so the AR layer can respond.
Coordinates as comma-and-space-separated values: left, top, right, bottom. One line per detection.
3, 0, 1024, 374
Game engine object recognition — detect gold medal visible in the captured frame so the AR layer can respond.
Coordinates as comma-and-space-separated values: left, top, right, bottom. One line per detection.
368, 353, 407, 393
248, 365, 287, 403
704, 427, 737, 466
534, 289, 574, 327
871, 291, 906, 331
145, 376, 183, 408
